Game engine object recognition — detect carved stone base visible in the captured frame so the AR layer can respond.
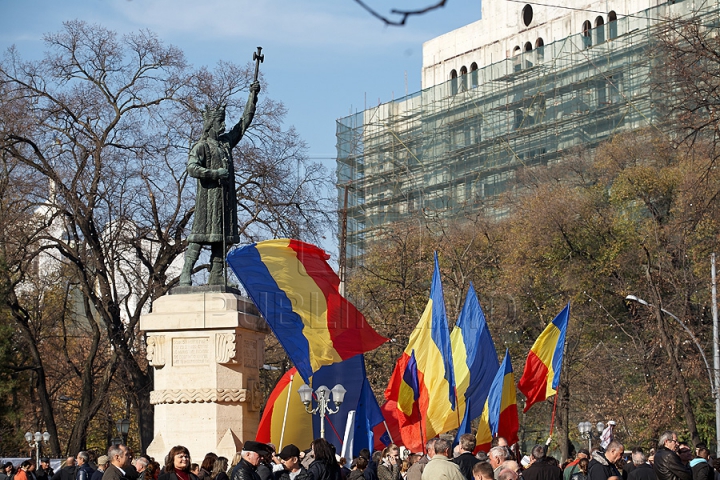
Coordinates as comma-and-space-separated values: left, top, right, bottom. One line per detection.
141, 292, 267, 460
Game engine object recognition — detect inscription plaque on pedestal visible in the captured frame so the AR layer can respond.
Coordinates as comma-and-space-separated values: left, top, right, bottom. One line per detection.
173, 337, 210, 366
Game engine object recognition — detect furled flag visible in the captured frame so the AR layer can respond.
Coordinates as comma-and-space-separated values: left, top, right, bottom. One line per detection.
226, 239, 388, 381
446, 284, 498, 438
383, 253, 456, 452
517, 303, 570, 412
256, 354, 384, 456
475, 349, 519, 452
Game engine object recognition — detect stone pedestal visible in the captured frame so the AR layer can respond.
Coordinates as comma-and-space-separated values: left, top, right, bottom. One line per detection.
140, 289, 268, 461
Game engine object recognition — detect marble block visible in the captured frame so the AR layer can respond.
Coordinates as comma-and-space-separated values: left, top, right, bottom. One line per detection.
141, 291, 269, 461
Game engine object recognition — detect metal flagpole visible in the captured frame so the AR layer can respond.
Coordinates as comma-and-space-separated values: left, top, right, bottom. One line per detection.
278, 373, 294, 449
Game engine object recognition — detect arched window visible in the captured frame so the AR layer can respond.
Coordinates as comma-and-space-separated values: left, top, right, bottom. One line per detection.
582, 20, 592, 48
534, 38, 545, 62
513, 46, 522, 72
595, 16, 605, 43
450, 69, 458, 95
470, 62, 479, 88
608, 11, 618, 39
523, 42, 533, 68
459, 66, 468, 91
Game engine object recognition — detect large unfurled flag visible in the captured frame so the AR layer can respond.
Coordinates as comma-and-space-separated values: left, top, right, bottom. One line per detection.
517, 303, 570, 412
476, 349, 519, 452
383, 253, 456, 452
227, 239, 388, 381
256, 354, 384, 456
447, 284, 498, 438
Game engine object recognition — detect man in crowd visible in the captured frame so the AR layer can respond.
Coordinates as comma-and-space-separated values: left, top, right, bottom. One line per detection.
474, 463, 496, 480
90, 457, 108, 480
358, 450, 377, 480
275, 445, 307, 480
588, 440, 624, 480
231, 441, 272, 480
37, 458, 54, 480
76, 452, 95, 480
407, 439, 436, 480
103, 444, 130, 480
522, 445, 562, 480
52, 457, 76, 480
690, 446, 713, 480
422, 438, 465, 480
653, 432, 691, 480
628, 451, 657, 480
564, 450, 590, 480
488, 447, 512, 480
454, 434, 481, 480
624, 448, 644, 480
132, 458, 148, 480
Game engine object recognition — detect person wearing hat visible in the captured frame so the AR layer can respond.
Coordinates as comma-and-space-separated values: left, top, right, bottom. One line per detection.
230, 441, 271, 480
37, 459, 54, 480
91, 457, 109, 480
275, 445, 308, 480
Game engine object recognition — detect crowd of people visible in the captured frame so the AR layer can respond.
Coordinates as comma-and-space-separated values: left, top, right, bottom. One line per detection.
0, 429, 717, 480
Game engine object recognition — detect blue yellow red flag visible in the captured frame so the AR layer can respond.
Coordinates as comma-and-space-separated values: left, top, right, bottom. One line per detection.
517, 303, 570, 412
226, 239, 388, 381
447, 284, 498, 437
476, 349, 519, 452
383, 253, 456, 452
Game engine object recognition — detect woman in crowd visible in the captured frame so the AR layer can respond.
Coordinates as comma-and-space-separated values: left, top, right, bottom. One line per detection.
159, 446, 198, 480
211, 458, 228, 480
377, 445, 401, 480
308, 438, 341, 480
571, 458, 589, 480
14, 462, 31, 480
198, 454, 217, 480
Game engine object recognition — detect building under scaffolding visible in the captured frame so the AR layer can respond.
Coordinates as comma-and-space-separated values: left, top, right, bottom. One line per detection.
336, 0, 716, 262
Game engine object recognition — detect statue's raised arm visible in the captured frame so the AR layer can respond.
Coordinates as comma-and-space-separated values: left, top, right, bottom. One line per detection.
224, 81, 260, 149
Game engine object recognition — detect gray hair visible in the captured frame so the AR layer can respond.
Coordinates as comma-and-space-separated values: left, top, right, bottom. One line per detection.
632, 451, 647, 465
490, 446, 511, 461
426, 438, 438, 453
107, 444, 125, 460
658, 431, 676, 448
531, 445, 546, 460
434, 439, 452, 455
77, 452, 89, 464
135, 458, 149, 469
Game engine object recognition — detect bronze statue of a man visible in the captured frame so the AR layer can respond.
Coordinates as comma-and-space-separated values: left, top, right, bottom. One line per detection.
179, 81, 261, 286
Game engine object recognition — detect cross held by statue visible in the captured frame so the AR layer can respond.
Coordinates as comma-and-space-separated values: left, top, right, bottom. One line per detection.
253, 46, 264, 82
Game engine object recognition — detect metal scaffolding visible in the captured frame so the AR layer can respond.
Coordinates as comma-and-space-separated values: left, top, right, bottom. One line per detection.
336, 0, 717, 262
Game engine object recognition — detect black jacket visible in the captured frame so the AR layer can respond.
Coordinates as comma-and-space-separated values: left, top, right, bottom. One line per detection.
231, 460, 261, 480
275, 467, 309, 480
53, 466, 77, 480
628, 464, 658, 480
690, 459, 713, 480
653, 448, 692, 480
453, 453, 480, 480
588, 452, 621, 480
524, 458, 563, 480
307, 461, 341, 480
158, 471, 198, 480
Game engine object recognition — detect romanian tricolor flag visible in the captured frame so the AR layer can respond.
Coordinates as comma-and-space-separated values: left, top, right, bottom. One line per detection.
517, 303, 570, 412
226, 239, 388, 381
256, 354, 384, 456
476, 349, 519, 452
383, 253, 456, 452
447, 284, 498, 437
256, 367, 313, 449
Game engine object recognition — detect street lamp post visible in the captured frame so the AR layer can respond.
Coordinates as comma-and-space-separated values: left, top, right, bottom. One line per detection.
627, 294, 720, 452
298, 383, 347, 439
577, 421, 604, 451
116, 418, 130, 445
25, 431, 51, 469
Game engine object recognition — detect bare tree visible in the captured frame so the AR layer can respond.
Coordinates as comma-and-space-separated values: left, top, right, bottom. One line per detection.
0, 20, 333, 452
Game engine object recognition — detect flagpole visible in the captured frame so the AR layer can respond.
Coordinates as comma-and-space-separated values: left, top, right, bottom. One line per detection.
383, 420, 394, 444
278, 373, 294, 449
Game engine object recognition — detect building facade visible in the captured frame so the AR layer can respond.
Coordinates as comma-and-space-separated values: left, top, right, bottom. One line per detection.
336, 0, 716, 261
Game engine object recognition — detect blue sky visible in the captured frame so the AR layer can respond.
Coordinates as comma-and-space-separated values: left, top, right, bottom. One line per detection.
0, 0, 480, 253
